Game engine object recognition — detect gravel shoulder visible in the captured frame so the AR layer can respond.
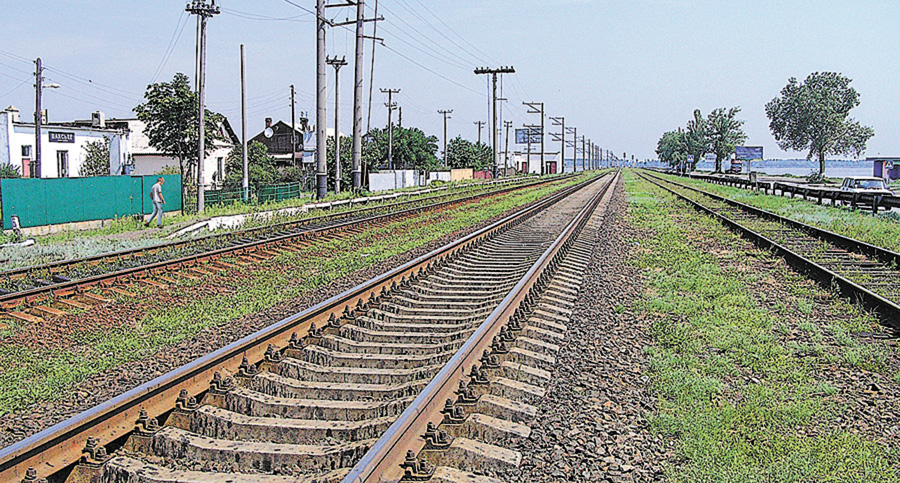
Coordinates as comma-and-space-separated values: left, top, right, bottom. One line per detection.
517, 178, 674, 482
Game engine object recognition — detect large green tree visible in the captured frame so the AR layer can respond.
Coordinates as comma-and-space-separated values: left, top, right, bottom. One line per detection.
706, 107, 747, 172
685, 109, 709, 171
445, 136, 492, 170
134, 73, 223, 195
656, 128, 690, 169
766, 72, 874, 175
79, 137, 111, 177
363, 126, 439, 172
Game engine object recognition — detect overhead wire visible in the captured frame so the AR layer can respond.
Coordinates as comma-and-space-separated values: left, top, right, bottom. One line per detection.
150, 10, 190, 84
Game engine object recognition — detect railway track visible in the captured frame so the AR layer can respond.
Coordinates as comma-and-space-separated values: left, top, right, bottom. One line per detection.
0, 176, 563, 320
2, 171, 617, 483
637, 170, 900, 327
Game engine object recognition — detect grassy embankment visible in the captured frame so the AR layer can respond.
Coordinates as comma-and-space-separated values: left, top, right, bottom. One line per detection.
626, 172, 900, 482
0, 174, 593, 416
654, 172, 900, 252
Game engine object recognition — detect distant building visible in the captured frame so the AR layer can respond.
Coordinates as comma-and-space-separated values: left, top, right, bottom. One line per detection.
508, 150, 562, 175
250, 117, 309, 167
70, 116, 238, 188
0, 106, 131, 178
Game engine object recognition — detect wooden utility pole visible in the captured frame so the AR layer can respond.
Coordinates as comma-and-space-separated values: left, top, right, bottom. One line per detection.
523, 102, 544, 174
474, 121, 485, 145
240, 45, 248, 201
351, 0, 365, 191
186, 0, 219, 212
475, 66, 514, 178
380, 88, 399, 169
327, 56, 347, 193
549, 116, 565, 173
503, 120, 513, 175
438, 109, 452, 166
33, 57, 42, 178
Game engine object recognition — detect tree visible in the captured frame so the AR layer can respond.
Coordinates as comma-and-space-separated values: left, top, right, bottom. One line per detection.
133, 73, 223, 196
766, 72, 874, 175
222, 141, 277, 189
362, 126, 439, 172
0, 163, 21, 178
685, 109, 709, 171
445, 136, 492, 170
79, 137, 110, 177
706, 107, 747, 172
656, 129, 690, 169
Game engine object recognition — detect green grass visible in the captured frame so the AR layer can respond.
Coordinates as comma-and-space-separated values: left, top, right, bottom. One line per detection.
625, 171, 900, 482
0, 174, 592, 416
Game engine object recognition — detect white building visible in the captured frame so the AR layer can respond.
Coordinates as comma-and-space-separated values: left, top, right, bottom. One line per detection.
508, 150, 563, 175
0, 107, 130, 178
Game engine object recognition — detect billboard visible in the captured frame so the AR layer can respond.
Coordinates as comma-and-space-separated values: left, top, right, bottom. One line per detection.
515, 128, 541, 145
735, 146, 763, 162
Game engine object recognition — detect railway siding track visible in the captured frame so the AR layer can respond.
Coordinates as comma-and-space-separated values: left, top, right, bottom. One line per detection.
1, 173, 613, 483
638, 170, 900, 327
0, 177, 563, 322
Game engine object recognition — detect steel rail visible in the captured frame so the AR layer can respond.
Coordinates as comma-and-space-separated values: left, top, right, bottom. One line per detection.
344, 172, 618, 483
0, 175, 571, 308
637, 170, 900, 327
0, 173, 604, 483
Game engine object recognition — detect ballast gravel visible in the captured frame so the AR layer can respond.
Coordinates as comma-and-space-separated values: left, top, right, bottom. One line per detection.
512, 182, 675, 482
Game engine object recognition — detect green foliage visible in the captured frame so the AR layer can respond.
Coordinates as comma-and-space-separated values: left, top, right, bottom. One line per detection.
766, 72, 874, 175
707, 107, 748, 173
279, 166, 304, 183
445, 136, 492, 170
133, 73, 223, 184
685, 109, 709, 170
363, 125, 439, 172
0, 163, 21, 178
223, 141, 278, 189
78, 137, 110, 177
326, 135, 353, 191
154, 165, 180, 175
656, 128, 690, 169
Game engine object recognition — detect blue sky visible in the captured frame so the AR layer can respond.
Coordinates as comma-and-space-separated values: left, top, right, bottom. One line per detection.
1, 0, 898, 161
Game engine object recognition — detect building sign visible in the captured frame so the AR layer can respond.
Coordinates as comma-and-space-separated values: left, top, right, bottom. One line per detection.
735, 146, 763, 161
515, 128, 541, 145
48, 132, 75, 143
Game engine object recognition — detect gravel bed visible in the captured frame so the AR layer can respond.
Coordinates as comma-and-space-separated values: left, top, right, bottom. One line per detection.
513, 181, 675, 482
0, 208, 521, 449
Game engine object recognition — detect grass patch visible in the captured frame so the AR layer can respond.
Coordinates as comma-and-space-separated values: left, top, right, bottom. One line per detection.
625, 171, 900, 482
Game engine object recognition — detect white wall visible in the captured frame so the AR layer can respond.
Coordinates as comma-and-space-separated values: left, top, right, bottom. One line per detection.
369, 170, 423, 192
1, 117, 129, 178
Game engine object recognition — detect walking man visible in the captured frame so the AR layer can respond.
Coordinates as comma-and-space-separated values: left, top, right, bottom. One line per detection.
145, 177, 166, 227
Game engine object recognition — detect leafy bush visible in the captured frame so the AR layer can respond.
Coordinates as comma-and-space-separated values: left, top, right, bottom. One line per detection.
806, 170, 827, 184
0, 163, 21, 178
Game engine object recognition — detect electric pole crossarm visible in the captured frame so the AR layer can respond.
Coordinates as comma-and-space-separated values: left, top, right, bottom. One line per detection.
332, 16, 383, 27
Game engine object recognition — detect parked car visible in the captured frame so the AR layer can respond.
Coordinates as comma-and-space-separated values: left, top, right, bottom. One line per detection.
839, 176, 893, 210
839, 176, 893, 195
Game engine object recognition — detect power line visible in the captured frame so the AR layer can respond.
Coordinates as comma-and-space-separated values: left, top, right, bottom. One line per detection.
0, 77, 31, 99
381, 44, 483, 97
150, 11, 190, 83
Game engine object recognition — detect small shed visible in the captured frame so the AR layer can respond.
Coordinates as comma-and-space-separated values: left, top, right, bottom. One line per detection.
871, 157, 900, 182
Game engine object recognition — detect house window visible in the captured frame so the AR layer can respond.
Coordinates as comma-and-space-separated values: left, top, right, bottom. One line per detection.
57, 151, 69, 178
217, 157, 224, 182
21, 145, 32, 158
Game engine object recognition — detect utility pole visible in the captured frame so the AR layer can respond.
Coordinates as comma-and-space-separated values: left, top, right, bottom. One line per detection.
503, 120, 512, 175
474, 121, 485, 145
290, 85, 297, 167
549, 116, 565, 174
398, 106, 402, 128
523, 102, 544, 174
366, 0, 380, 133
475, 66, 514, 179
186, 0, 220, 213
240, 45, 248, 201
33, 57, 43, 178
314, 0, 327, 199
566, 127, 577, 172
583, 137, 588, 172
381, 88, 400, 169
327, 56, 347, 194
352, 0, 365, 191
438, 109, 452, 166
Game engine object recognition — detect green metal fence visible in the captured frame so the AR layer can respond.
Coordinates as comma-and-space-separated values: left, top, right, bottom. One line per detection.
0, 175, 182, 228
204, 182, 307, 207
